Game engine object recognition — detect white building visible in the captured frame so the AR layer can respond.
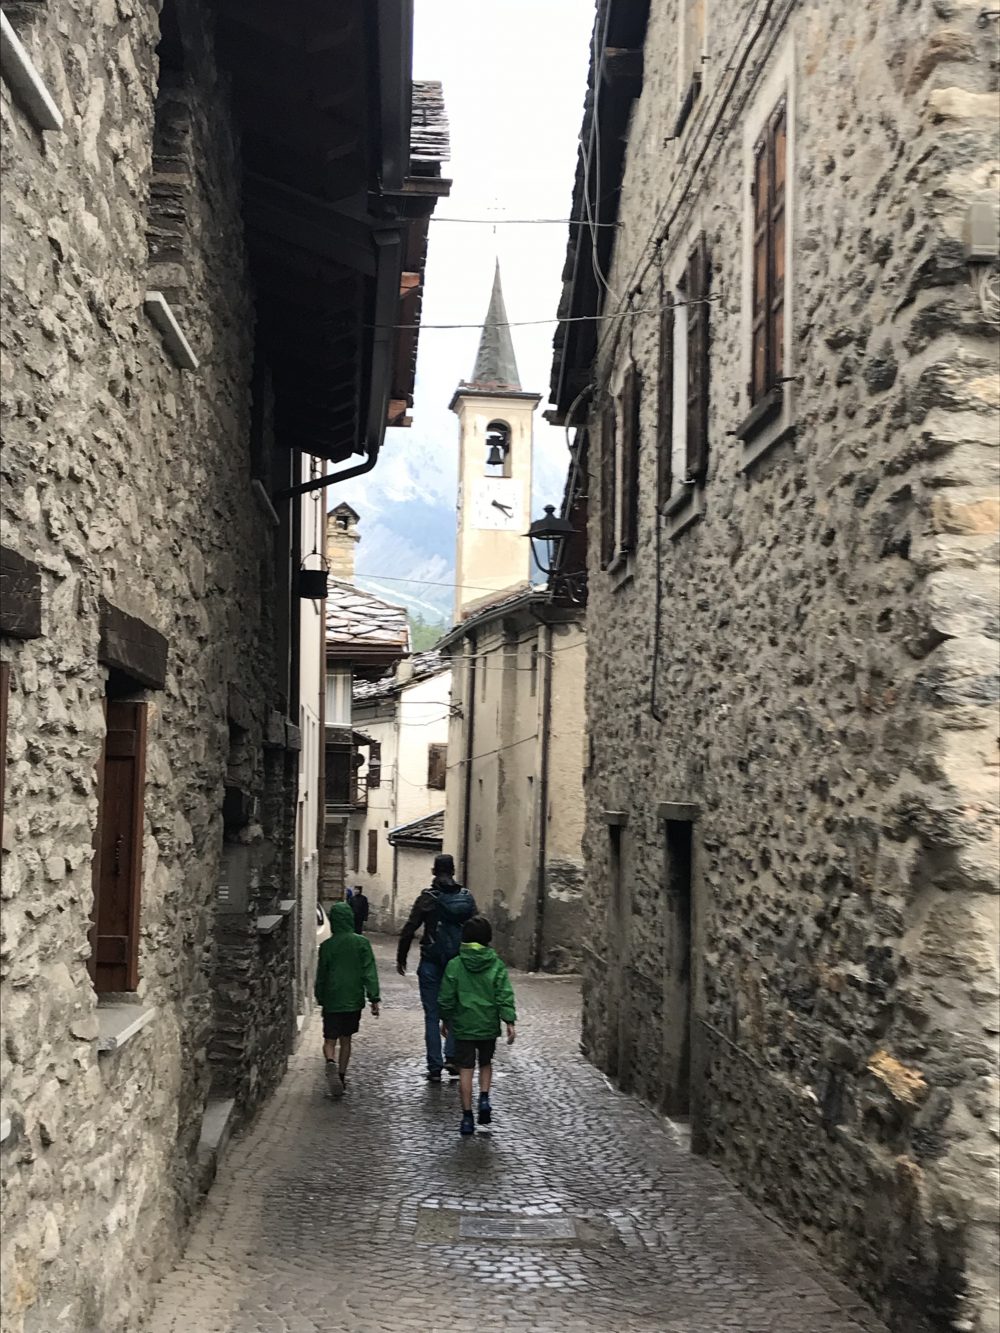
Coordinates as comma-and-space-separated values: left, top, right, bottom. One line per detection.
349, 652, 452, 929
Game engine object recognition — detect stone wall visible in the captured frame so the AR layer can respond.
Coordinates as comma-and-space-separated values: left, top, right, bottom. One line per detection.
578, 2, 999, 1331
0, 3, 298, 1329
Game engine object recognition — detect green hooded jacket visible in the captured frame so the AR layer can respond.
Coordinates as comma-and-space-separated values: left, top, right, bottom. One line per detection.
314, 901, 381, 1013
438, 943, 517, 1040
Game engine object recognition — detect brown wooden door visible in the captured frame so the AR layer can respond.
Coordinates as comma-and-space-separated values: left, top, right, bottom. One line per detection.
90, 701, 147, 992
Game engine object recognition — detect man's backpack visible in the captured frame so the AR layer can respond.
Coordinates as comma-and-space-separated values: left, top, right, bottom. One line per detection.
424, 888, 475, 966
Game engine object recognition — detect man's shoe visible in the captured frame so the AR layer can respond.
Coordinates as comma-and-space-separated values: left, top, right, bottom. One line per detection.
460, 1111, 475, 1136
477, 1095, 492, 1125
426, 1069, 442, 1083
326, 1063, 344, 1098
444, 1061, 461, 1077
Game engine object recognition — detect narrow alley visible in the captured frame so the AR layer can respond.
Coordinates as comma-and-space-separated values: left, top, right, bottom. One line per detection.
145, 937, 886, 1333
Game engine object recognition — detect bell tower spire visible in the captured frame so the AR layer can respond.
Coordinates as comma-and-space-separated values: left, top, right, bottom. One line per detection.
449, 264, 541, 621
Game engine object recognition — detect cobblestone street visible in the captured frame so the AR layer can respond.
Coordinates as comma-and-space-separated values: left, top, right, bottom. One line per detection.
145, 936, 887, 1333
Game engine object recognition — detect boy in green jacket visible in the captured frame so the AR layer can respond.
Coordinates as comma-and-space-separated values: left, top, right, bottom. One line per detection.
314, 900, 381, 1098
438, 916, 517, 1135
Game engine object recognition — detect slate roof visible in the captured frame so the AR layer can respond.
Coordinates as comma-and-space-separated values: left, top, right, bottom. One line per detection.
352, 649, 449, 703
388, 809, 445, 848
325, 579, 410, 654
468, 262, 520, 391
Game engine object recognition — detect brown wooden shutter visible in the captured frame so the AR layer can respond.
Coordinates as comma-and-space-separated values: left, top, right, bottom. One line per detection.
657, 286, 675, 510
599, 403, 617, 568
366, 828, 378, 875
685, 233, 710, 482
427, 743, 447, 791
0, 662, 9, 845
750, 100, 787, 404
769, 103, 787, 387
750, 135, 769, 404
90, 701, 147, 993
351, 828, 360, 872
620, 364, 641, 553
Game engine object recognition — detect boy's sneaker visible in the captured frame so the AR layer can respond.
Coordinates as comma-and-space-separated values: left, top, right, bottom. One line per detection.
426, 1069, 442, 1083
477, 1094, 492, 1125
326, 1062, 344, 1098
444, 1061, 460, 1077
460, 1111, 475, 1136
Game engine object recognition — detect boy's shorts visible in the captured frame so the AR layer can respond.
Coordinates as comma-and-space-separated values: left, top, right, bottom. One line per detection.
323, 1010, 361, 1039
453, 1038, 496, 1069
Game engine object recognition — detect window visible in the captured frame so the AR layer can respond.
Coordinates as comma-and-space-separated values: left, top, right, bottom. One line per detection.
529, 643, 539, 698
600, 367, 641, 569
427, 743, 447, 791
367, 741, 381, 789
675, 0, 706, 135
750, 101, 786, 405
351, 828, 361, 872
658, 235, 711, 511
366, 829, 378, 875
146, 2, 191, 306
484, 420, 511, 477
90, 700, 148, 993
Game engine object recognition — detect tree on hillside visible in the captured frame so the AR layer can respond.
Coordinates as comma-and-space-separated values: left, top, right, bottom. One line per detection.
409, 612, 445, 652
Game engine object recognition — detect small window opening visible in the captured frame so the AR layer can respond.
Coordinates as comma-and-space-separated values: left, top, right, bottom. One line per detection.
485, 421, 511, 477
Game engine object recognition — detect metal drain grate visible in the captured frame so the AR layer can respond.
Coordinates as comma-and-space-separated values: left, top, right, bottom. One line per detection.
458, 1215, 578, 1241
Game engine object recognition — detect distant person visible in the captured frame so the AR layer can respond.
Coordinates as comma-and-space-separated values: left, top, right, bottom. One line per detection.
314, 901, 380, 1099
397, 853, 476, 1081
349, 887, 369, 934
439, 915, 517, 1135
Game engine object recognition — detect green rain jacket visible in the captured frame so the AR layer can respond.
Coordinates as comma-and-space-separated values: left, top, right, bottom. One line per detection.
314, 902, 381, 1013
438, 943, 517, 1040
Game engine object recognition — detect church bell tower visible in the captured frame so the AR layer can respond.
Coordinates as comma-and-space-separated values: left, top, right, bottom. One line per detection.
450, 263, 541, 620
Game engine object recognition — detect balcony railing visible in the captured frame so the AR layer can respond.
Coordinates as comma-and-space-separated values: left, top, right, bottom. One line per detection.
325, 774, 367, 813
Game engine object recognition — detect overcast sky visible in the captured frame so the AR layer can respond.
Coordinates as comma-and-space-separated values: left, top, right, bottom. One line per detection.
346, 0, 594, 612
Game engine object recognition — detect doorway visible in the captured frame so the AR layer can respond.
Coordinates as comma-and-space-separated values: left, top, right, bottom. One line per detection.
662, 819, 693, 1117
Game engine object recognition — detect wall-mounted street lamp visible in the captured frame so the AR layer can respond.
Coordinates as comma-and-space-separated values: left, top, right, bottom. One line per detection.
526, 505, 587, 605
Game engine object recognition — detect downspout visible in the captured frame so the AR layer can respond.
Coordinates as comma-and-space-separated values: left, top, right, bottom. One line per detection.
316, 483, 328, 896
461, 635, 477, 885
531, 622, 553, 972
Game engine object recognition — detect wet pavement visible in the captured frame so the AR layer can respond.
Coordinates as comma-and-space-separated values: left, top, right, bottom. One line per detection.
145, 935, 887, 1333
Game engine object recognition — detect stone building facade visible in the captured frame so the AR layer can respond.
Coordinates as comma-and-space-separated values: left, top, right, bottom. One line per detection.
0, 3, 445, 1331
550, 2, 999, 1331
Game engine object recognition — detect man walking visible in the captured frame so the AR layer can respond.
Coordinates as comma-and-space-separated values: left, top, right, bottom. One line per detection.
397, 853, 476, 1081
349, 886, 370, 933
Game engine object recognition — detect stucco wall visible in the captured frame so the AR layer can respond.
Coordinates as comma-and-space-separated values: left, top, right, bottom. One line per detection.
0, 4, 297, 1329
578, 2, 999, 1330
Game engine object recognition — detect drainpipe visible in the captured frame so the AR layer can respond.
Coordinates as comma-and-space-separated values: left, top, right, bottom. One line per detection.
531, 623, 553, 972
460, 635, 477, 885
316, 483, 328, 898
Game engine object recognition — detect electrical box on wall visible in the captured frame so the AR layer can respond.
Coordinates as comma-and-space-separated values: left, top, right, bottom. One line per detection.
963, 200, 1000, 262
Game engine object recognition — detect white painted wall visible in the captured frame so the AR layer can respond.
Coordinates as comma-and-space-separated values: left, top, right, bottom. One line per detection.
349, 663, 452, 930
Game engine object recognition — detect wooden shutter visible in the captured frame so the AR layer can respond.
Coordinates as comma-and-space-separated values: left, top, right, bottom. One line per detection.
367, 741, 381, 789
90, 701, 147, 993
685, 233, 710, 482
619, 364, 641, 553
750, 100, 786, 404
0, 663, 9, 845
599, 403, 617, 568
351, 828, 360, 872
366, 828, 378, 875
427, 743, 447, 791
769, 103, 787, 387
657, 286, 674, 510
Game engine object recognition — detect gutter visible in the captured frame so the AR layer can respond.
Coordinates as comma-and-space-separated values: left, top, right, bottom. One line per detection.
531, 622, 554, 972
460, 634, 477, 884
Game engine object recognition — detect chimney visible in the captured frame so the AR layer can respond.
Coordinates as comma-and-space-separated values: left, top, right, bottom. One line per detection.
327, 504, 360, 581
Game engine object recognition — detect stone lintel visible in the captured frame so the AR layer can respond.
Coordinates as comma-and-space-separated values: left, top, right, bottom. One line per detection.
657, 802, 701, 822
0, 546, 43, 639
256, 914, 284, 935
601, 810, 628, 826
285, 721, 302, 751
263, 709, 285, 749
97, 1003, 156, 1053
277, 899, 295, 915
98, 599, 168, 690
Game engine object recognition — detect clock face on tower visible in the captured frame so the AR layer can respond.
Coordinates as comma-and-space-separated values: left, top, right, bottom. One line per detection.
471, 477, 522, 531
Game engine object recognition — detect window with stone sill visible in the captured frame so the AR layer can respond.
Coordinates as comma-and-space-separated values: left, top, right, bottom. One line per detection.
146, 2, 193, 313
674, 0, 706, 138
657, 234, 711, 537
599, 367, 641, 577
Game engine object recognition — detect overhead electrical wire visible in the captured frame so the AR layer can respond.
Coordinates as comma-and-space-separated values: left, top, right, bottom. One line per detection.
364, 292, 718, 333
